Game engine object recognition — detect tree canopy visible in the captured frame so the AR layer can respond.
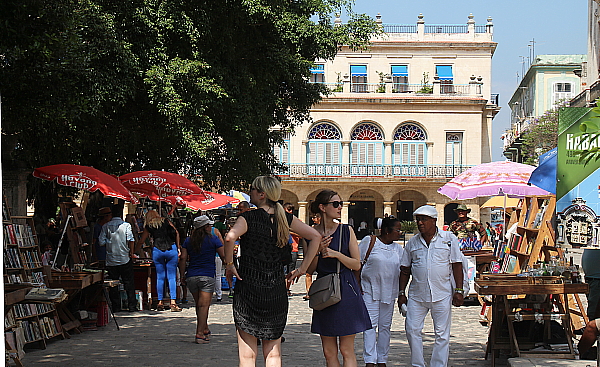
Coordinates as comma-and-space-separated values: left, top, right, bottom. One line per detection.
1, 0, 378, 191
519, 102, 562, 165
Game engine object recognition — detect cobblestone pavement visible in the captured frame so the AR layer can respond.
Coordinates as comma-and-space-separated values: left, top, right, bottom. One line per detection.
23, 280, 507, 367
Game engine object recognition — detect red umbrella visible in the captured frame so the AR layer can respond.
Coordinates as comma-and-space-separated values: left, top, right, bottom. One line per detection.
175, 192, 240, 212
119, 170, 209, 202
33, 164, 139, 203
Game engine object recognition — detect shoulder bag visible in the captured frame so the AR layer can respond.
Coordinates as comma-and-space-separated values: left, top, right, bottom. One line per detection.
308, 225, 344, 310
353, 235, 377, 292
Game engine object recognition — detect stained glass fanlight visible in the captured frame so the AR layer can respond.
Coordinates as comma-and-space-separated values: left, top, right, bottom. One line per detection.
350, 123, 383, 140
393, 123, 426, 141
308, 122, 342, 140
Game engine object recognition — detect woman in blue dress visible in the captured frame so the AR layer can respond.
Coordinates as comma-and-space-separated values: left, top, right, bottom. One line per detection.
310, 189, 372, 367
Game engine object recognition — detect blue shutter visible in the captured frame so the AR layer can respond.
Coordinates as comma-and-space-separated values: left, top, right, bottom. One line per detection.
391, 65, 408, 76
350, 65, 367, 76
436, 65, 453, 80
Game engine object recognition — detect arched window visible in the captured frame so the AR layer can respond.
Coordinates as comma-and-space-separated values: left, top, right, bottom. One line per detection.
394, 123, 426, 140
350, 123, 383, 140
393, 123, 427, 166
307, 122, 341, 140
306, 123, 342, 175
350, 123, 384, 173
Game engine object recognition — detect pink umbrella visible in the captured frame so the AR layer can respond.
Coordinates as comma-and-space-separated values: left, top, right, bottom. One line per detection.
437, 161, 550, 200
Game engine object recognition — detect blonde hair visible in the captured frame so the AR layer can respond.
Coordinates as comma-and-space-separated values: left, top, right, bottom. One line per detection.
252, 176, 289, 248
144, 210, 164, 229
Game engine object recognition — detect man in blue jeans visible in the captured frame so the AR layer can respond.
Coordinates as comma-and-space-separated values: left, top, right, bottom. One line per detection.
99, 205, 137, 312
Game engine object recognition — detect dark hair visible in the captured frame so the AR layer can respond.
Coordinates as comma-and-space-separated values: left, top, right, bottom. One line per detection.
283, 202, 295, 212
238, 201, 250, 209
375, 216, 401, 235
189, 226, 211, 253
310, 189, 338, 214
111, 204, 124, 218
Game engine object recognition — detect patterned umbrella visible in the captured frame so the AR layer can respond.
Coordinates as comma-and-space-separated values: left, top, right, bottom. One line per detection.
33, 164, 139, 203
173, 192, 240, 212
438, 161, 550, 200
119, 170, 209, 202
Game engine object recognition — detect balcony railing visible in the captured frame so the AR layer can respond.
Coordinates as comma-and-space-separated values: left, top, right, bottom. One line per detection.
392, 84, 433, 94
276, 164, 474, 178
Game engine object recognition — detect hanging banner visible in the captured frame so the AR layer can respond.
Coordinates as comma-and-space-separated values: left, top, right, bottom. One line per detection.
556, 106, 600, 247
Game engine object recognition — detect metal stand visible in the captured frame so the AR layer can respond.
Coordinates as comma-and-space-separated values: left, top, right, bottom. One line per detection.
102, 285, 120, 331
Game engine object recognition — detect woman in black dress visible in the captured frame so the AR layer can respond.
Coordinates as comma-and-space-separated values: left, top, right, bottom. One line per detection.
224, 176, 321, 367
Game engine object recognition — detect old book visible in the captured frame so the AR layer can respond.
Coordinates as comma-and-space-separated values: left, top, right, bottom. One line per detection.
71, 207, 87, 228
25, 287, 65, 301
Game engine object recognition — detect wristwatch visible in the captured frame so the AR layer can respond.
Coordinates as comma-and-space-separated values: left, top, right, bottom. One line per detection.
399, 290, 405, 296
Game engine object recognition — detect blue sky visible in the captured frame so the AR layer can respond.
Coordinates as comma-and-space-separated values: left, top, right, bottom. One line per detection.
351, 0, 588, 161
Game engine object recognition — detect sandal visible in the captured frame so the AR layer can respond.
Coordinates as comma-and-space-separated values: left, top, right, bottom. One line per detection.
170, 304, 182, 312
203, 331, 211, 341
195, 335, 209, 344
157, 304, 165, 311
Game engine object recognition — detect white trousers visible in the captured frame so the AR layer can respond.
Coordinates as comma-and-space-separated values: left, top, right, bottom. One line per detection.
214, 257, 222, 299
362, 293, 395, 363
405, 295, 452, 367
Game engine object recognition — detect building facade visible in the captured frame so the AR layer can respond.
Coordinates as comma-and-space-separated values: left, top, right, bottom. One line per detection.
503, 55, 585, 162
571, 0, 600, 108
276, 14, 500, 230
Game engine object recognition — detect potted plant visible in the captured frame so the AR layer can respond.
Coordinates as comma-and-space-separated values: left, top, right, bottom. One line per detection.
416, 72, 433, 94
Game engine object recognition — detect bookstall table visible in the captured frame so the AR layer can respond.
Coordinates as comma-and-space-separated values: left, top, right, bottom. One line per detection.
48, 270, 104, 335
475, 276, 588, 366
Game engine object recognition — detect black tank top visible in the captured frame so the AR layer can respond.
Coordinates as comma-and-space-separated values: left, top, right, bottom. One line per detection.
147, 220, 177, 251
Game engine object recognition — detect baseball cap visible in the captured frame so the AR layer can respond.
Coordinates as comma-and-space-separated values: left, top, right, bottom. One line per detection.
193, 215, 214, 229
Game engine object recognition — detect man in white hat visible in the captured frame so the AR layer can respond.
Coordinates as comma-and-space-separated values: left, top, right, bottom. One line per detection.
398, 205, 464, 367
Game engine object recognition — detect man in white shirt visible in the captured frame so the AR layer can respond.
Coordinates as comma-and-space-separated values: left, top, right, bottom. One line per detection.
398, 205, 464, 367
98, 205, 137, 312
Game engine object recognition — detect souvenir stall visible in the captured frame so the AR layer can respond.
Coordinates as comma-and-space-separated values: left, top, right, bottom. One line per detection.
475, 195, 589, 366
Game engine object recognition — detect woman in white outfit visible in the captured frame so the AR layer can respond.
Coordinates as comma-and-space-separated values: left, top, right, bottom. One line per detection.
359, 216, 404, 367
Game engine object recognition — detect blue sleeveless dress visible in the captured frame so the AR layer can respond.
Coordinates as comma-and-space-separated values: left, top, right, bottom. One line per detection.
311, 224, 372, 336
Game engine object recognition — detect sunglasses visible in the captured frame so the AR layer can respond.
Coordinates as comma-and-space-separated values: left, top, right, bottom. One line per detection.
326, 201, 344, 208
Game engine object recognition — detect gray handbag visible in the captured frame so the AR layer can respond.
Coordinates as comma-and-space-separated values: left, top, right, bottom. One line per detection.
308, 226, 342, 310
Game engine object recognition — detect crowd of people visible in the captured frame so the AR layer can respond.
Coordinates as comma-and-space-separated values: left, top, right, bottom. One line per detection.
90, 177, 510, 367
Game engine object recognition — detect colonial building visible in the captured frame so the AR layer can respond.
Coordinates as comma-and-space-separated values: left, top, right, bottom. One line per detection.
276, 14, 500, 229
502, 54, 585, 162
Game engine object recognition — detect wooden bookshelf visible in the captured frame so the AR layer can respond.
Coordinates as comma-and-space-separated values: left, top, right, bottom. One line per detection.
501, 195, 557, 274
57, 202, 90, 267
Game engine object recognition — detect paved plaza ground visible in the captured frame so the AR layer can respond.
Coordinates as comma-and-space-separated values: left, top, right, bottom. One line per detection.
22, 248, 591, 366
24, 281, 503, 367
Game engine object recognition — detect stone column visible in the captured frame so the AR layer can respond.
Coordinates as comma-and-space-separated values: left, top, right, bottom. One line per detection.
342, 141, 351, 177
417, 13, 425, 41
434, 203, 444, 228
383, 202, 395, 217
343, 74, 350, 93
342, 204, 349, 224
486, 16, 494, 35
384, 141, 393, 177
467, 13, 475, 39
433, 78, 441, 94
298, 201, 308, 223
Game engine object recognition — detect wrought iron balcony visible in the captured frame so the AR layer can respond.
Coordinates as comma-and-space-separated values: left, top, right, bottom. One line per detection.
275, 164, 474, 178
